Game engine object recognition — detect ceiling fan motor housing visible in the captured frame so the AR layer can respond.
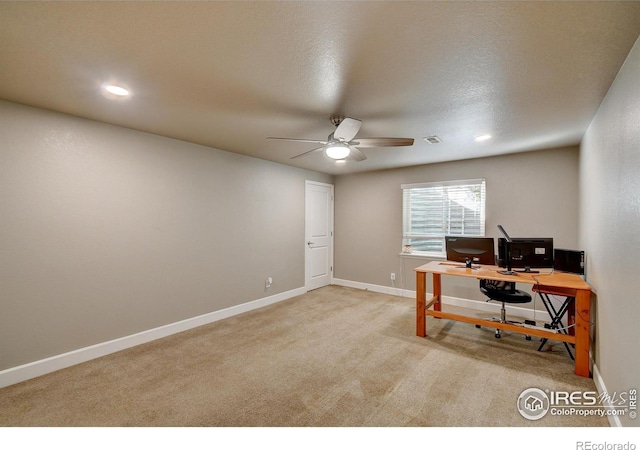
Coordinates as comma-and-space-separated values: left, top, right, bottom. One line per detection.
330, 115, 345, 127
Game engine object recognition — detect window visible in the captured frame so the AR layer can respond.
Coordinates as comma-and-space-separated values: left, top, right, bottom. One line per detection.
401, 178, 486, 257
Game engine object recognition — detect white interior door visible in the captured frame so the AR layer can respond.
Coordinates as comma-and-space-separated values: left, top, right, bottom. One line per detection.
305, 181, 334, 291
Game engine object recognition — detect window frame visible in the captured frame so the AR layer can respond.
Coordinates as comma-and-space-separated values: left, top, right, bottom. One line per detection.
401, 178, 486, 258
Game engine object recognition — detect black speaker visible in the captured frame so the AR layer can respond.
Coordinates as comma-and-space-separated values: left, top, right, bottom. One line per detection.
553, 248, 585, 275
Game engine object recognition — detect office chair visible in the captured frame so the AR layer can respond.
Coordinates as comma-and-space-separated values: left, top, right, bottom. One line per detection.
479, 279, 532, 339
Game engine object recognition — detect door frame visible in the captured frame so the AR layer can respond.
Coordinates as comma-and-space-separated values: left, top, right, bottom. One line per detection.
305, 180, 334, 291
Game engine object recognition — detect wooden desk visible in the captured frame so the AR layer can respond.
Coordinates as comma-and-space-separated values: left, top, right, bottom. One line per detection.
415, 261, 593, 377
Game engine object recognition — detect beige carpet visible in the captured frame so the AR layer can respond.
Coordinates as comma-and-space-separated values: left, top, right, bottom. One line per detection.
0, 285, 606, 427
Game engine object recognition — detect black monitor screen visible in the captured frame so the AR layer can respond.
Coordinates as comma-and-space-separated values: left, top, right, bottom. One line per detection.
554, 248, 585, 275
498, 237, 553, 272
445, 236, 495, 266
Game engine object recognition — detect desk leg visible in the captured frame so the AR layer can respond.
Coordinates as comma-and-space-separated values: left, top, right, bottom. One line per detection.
574, 289, 591, 377
416, 271, 426, 337
568, 299, 576, 336
433, 273, 441, 313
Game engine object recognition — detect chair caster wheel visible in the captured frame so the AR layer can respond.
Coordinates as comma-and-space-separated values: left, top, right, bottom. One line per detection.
495, 333, 501, 338
475, 325, 481, 328
525, 336, 532, 341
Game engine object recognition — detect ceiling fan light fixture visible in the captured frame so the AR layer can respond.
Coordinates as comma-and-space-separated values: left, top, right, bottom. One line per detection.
325, 144, 351, 160
272, 116, 412, 162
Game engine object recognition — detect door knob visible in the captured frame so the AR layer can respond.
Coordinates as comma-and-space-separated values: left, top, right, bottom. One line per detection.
307, 241, 315, 247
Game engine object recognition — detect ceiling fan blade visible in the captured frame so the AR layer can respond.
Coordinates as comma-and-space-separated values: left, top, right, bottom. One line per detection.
267, 137, 328, 145
333, 117, 362, 142
350, 137, 414, 148
290, 146, 325, 159
348, 146, 367, 162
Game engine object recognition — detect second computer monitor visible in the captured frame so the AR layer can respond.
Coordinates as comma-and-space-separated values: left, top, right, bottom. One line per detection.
498, 237, 554, 272
445, 236, 496, 266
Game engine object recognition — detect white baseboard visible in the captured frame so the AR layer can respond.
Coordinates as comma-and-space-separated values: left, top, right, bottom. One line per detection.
332, 278, 552, 323
3, 280, 611, 427
592, 364, 622, 427
0, 287, 306, 389
333, 277, 409, 298
0, 280, 574, 390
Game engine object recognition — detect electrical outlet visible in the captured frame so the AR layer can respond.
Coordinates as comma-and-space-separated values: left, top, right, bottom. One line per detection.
265, 277, 273, 289
390, 273, 396, 281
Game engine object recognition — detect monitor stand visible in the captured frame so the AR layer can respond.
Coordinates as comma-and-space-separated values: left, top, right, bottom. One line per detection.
498, 240, 517, 275
497, 269, 517, 275
441, 259, 479, 270
515, 266, 540, 274
461, 258, 482, 270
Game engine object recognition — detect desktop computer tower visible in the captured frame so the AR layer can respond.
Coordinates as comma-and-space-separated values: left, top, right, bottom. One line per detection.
553, 248, 585, 275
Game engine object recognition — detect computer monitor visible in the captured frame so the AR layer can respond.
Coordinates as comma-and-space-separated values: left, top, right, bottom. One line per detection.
445, 236, 495, 268
554, 248, 585, 275
498, 237, 554, 273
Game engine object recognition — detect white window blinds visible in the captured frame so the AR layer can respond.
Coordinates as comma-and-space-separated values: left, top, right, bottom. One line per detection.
401, 179, 486, 256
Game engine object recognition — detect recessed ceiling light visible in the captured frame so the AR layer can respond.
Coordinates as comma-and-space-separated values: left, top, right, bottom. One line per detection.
475, 134, 492, 142
102, 84, 130, 98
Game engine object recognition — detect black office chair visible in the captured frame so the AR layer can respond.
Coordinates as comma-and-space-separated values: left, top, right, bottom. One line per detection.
479, 279, 532, 339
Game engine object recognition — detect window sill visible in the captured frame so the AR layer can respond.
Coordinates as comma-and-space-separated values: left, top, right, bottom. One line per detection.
398, 252, 446, 261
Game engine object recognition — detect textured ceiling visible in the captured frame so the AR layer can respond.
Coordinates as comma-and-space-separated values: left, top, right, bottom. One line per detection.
1, 1, 640, 175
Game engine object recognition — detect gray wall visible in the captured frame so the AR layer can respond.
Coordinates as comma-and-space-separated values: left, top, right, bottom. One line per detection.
580, 36, 640, 427
334, 147, 580, 305
0, 100, 331, 370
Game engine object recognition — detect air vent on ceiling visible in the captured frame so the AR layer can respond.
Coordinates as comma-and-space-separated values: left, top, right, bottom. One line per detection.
423, 135, 442, 144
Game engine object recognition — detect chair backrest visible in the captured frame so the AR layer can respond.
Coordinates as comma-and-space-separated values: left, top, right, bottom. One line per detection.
480, 278, 515, 293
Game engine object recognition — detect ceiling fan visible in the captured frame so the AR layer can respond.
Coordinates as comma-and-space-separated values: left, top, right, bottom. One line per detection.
267, 115, 414, 162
